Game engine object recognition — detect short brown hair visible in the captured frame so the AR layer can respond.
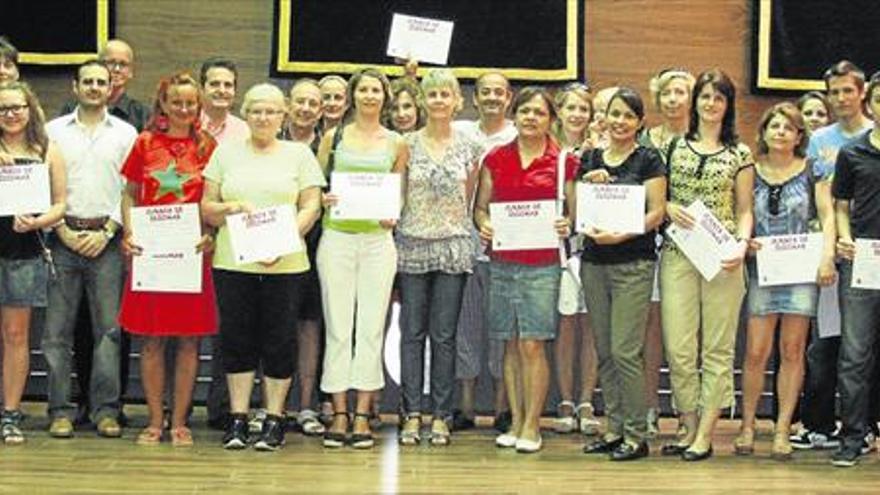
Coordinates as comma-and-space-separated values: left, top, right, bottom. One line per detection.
755, 102, 807, 157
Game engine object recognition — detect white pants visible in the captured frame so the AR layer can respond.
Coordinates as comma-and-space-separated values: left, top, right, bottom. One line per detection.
318, 229, 397, 393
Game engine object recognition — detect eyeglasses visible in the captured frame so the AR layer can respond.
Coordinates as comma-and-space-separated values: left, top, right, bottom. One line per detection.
103, 60, 130, 70
0, 104, 28, 116
247, 108, 284, 117
768, 185, 783, 216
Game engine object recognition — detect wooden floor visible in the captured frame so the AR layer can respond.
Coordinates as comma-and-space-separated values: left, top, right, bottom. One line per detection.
2, 404, 879, 494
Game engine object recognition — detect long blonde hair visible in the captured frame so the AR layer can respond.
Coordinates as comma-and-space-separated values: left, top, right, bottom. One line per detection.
0, 81, 49, 158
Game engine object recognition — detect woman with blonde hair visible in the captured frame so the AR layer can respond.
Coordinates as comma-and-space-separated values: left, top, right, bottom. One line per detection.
396, 68, 481, 446
550, 82, 601, 435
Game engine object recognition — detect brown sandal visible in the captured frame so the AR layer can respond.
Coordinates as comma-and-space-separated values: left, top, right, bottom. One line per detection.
136, 427, 162, 446
170, 426, 194, 447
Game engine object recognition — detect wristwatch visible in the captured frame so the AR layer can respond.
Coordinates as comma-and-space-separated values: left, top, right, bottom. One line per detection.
102, 224, 117, 241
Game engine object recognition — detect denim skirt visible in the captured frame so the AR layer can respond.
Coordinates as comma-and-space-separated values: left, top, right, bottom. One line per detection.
0, 256, 48, 307
746, 258, 818, 317
488, 261, 560, 341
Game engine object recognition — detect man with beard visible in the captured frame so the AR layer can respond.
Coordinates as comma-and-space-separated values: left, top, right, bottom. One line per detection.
43, 60, 137, 438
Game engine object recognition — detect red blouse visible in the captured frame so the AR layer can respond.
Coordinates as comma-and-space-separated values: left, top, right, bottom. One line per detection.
484, 139, 578, 266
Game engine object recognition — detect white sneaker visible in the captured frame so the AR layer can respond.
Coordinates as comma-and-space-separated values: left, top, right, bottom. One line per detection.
576, 402, 600, 436
554, 401, 577, 433
298, 409, 326, 436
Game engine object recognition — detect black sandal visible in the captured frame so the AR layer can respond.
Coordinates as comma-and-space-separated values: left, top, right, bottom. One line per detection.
322, 412, 348, 449
350, 412, 374, 449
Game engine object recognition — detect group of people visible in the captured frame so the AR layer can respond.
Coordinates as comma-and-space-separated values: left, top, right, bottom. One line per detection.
1, 35, 879, 468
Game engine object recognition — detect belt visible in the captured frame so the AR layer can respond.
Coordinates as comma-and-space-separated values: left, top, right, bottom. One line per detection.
64, 215, 108, 231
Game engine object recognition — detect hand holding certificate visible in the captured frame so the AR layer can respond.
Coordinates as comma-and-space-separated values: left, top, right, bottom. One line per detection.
130, 203, 203, 293
852, 238, 880, 290
576, 183, 645, 234
0, 163, 50, 216
666, 200, 740, 281
489, 200, 560, 251
330, 172, 401, 221
755, 233, 824, 286
226, 205, 301, 265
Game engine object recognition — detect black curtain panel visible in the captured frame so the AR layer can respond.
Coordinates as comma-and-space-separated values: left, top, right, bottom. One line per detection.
271, 0, 584, 82
752, 0, 879, 94
0, 0, 114, 65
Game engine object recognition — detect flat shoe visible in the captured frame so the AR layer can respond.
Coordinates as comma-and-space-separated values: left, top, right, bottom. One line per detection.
610, 441, 649, 461
661, 443, 690, 456
583, 437, 623, 454
171, 426, 194, 447
136, 427, 162, 446
515, 436, 542, 453
682, 445, 713, 462
734, 429, 755, 455
495, 432, 517, 448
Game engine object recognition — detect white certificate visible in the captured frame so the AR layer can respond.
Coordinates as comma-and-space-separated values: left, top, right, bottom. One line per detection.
666, 200, 739, 282
0, 163, 51, 216
130, 203, 203, 293
330, 172, 401, 221
756, 233, 824, 287
226, 205, 301, 265
490, 200, 559, 251
576, 183, 645, 234
852, 238, 880, 290
386, 13, 454, 65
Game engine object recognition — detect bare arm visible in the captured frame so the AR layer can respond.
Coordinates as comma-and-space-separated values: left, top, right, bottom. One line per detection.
644, 176, 667, 232
835, 199, 854, 260
473, 164, 494, 241
296, 186, 322, 236
201, 179, 248, 228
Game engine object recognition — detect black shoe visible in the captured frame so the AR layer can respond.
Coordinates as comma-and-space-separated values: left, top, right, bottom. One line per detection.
583, 437, 623, 454
207, 414, 229, 431
323, 412, 349, 448
254, 414, 286, 452
831, 446, 861, 467
493, 411, 512, 433
452, 410, 475, 431
661, 443, 690, 456
350, 413, 374, 449
610, 441, 649, 461
682, 445, 713, 462
222, 414, 249, 450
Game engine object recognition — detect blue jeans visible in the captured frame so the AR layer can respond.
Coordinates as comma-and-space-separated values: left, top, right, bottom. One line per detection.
398, 271, 466, 419
837, 260, 880, 449
42, 236, 123, 422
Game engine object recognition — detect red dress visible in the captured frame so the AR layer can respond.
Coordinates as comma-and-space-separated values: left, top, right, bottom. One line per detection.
119, 131, 218, 336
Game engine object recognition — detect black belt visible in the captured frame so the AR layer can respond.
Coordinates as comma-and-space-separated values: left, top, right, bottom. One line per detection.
64, 215, 108, 231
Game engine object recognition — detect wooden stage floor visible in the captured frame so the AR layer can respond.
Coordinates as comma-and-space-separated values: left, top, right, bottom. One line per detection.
2, 403, 879, 494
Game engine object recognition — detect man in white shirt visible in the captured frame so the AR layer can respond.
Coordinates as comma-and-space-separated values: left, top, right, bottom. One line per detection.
452, 72, 517, 432
43, 60, 137, 439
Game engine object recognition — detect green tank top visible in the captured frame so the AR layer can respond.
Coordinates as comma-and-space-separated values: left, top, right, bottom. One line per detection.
323, 128, 397, 233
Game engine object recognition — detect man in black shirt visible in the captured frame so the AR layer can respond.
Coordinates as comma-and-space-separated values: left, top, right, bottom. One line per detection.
830, 72, 880, 467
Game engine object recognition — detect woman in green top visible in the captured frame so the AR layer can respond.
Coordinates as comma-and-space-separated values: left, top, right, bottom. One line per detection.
316, 68, 408, 449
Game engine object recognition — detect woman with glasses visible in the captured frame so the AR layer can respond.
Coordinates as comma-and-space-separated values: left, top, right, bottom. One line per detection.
735, 103, 836, 460
317, 68, 408, 450
550, 82, 601, 435
202, 83, 325, 451
119, 72, 217, 447
0, 81, 66, 444
660, 69, 754, 461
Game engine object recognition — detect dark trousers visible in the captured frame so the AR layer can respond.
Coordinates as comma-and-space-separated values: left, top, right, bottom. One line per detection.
837, 261, 880, 449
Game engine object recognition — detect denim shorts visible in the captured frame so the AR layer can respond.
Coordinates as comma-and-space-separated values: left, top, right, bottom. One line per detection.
746, 258, 817, 317
0, 256, 48, 307
488, 261, 561, 341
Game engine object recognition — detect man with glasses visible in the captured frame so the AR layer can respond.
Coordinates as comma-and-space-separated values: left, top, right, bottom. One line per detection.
43, 60, 137, 438
792, 60, 873, 453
